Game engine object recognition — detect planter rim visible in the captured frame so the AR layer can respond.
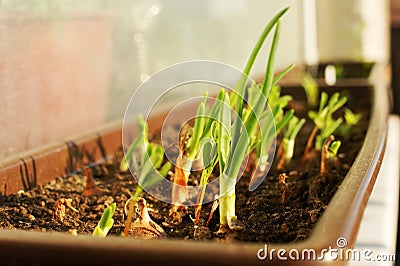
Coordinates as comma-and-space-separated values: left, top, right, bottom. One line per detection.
0, 75, 389, 265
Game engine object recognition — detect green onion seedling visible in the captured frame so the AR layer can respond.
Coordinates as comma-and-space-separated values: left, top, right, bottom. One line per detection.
93, 203, 116, 237
302, 92, 347, 168
120, 115, 148, 172
123, 118, 171, 237
320, 135, 341, 174
338, 107, 362, 136
277, 116, 305, 170
173, 90, 227, 220
191, 90, 231, 225
194, 134, 218, 225
216, 8, 294, 232
170, 94, 207, 212
301, 72, 319, 108
248, 85, 294, 186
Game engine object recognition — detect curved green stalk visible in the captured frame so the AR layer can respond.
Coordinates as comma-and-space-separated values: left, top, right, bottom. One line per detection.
219, 9, 291, 230
123, 120, 170, 237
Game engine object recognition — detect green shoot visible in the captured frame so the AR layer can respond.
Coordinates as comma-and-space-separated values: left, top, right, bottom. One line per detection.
194, 136, 218, 225
216, 8, 293, 231
174, 91, 226, 220
301, 72, 319, 108
217, 90, 238, 230
344, 108, 362, 125
170, 93, 212, 211
230, 7, 289, 153
253, 106, 294, 175
123, 118, 171, 237
320, 135, 341, 174
329, 140, 341, 157
171, 94, 207, 209
93, 203, 116, 237
302, 92, 347, 169
277, 116, 305, 170
193, 90, 234, 225
307, 92, 347, 150
267, 86, 293, 110
120, 115, 148, 172
272, 64, 295, 87
187, 96, 207, 158
338, 107, 362, 136
249, 86, 294, 186
315, 117, 343, 150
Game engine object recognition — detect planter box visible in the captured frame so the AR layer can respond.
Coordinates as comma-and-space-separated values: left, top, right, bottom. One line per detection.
0, 76, 389, 265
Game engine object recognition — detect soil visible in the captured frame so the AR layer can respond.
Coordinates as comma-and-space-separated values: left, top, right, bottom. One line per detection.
0, 99, 369, 244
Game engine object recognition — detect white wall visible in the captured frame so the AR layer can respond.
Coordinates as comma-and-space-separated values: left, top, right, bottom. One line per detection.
316, 0, 390, 63
139, 0, 303, 79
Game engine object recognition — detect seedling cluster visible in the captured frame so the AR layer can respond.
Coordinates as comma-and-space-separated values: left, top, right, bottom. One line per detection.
89, 7, 361, 239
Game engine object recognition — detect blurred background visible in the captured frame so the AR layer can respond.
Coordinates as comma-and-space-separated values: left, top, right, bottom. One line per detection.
0, 0, 391, 158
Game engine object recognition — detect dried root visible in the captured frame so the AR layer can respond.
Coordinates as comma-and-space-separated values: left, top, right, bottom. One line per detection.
278, 173, 289, 205
206, 199, 219, 228
320, 135, 335, 174
276, 143, 286, 171
54, 198, 78, 222
82, 167, 103, 196
301, 126, 319, 170
128, 197, 166, 240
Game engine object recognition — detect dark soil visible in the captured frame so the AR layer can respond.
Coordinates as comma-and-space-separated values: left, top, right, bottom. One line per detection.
0, 100, 369, 244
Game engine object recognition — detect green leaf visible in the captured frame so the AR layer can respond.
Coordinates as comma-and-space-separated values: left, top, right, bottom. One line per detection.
344, 108, 362, 125
203, 89, 224, 138
261, 20, 281, 97
256, 108, 275, 160
281, 116, 305, 162
242, 8, 289, 77
138, 143, 164, 184
231, 7, 289, 155
329, 140, 341, 156
316, 118, 343, 150
328, 93, 347, 115
319, 92, 328, 113
188, 101, 206, 158
272, 64, 295, 87
247, 84, 263, 115
289, 118, 306, 141
301, 72, 319, 107
276, 110, 294, 132
151, 145, 165, 169
201, 139, 217, 167
218, 92, 231, 172
325, 118, 343, 137
158, 161, 172, 178
92, 203, 116, 237
120, 115, 149, 172
140, 157, 170, 189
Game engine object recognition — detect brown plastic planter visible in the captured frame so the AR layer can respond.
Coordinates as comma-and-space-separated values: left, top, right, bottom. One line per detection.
0, 76, 389, 265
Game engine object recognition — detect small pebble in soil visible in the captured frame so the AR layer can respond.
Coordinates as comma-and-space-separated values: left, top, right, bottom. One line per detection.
68, 229, 78, 236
